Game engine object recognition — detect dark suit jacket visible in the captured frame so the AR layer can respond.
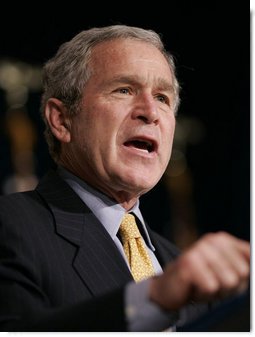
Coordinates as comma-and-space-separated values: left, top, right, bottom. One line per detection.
0, 170, 207, 331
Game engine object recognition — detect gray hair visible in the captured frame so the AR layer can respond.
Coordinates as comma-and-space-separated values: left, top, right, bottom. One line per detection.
41, 25, 180, 161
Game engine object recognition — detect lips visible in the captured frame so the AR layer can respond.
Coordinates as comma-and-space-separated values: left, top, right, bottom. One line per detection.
123, 136, 158, 154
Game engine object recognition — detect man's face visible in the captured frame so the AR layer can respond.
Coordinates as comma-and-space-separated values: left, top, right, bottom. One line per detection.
66, 39, 176, 203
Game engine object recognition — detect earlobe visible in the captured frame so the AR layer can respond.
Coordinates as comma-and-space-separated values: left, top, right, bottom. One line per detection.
45, 98, 71, 143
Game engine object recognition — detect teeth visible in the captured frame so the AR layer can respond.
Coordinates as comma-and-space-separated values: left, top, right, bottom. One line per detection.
135, 140, 152, 147
143, 141, 152, 152
124, 139, 155, 153
135, 140, 153, 152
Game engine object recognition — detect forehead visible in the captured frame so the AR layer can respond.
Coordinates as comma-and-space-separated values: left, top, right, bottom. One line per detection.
90, 38, 173, 77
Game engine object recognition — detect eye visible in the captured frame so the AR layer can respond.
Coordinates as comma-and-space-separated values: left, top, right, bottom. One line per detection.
155, 94, 169, 105
116, 87, 131, 95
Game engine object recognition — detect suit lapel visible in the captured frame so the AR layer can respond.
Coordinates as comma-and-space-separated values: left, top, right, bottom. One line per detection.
75, 211, 133, 296
36, 170, 132, 296
147, 227, 180, 268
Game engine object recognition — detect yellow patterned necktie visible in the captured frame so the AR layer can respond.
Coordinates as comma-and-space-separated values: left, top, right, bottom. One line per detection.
119, 213, 155, 282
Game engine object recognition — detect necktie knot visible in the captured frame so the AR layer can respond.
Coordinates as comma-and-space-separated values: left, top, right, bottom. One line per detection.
119, 213, 140, 241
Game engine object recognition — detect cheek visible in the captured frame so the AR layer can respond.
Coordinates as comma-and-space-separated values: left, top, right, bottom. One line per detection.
163, 119, 175, 146
160, 123, 175, 166
74, 116, 117, 158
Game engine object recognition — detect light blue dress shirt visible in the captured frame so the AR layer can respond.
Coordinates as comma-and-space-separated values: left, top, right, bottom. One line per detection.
58, 166, 175, 331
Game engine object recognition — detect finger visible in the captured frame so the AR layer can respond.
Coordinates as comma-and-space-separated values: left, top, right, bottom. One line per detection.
193, 232, 250, 298
205, 232, 250, 261
175, 248, 222, 301
150, 254, 220, 311
204, 232, 250, 282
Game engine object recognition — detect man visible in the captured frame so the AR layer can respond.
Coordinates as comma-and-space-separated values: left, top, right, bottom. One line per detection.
0, 25, 250, 332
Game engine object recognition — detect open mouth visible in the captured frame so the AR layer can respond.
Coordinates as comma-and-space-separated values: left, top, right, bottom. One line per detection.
124, 138, 157, 153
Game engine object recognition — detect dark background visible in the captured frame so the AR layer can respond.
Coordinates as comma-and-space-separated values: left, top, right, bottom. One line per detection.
0, 3, 250, 246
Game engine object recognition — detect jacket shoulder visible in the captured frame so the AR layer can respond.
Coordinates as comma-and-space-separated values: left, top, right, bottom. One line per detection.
0, 190, 47, 216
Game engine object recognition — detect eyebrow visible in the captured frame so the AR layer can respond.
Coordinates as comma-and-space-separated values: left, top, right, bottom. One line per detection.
106, 74, 175, 93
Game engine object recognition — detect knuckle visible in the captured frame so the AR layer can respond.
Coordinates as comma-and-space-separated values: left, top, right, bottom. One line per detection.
225, 273, 239, 288
202, 232, 215, 243
180, 251, 198, 268
239, 264, 250, 280
203, 231, 231, 247
205, 280, 220, 294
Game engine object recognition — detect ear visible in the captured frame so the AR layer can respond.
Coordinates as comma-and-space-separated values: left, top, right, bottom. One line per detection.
45, 98, 71, 143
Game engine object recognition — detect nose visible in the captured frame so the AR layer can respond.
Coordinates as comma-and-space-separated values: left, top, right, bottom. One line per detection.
132, 93, 159, 124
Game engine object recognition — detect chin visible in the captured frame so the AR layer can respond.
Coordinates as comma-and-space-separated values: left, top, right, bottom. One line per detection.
120, 173, 159, 195
111, 161, 164, 192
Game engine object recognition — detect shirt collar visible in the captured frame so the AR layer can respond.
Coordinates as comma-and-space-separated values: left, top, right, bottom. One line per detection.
58, 166, 155, 251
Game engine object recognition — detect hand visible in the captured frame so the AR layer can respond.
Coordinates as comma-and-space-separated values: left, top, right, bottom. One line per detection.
149, 231, 250, 311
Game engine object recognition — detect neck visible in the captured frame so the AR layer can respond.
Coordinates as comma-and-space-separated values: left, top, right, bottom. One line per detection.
111, 192, 138, 211
58, 162, 139, 211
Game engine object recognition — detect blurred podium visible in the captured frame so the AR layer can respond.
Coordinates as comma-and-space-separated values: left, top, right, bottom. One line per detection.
177, 288, 250, 332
